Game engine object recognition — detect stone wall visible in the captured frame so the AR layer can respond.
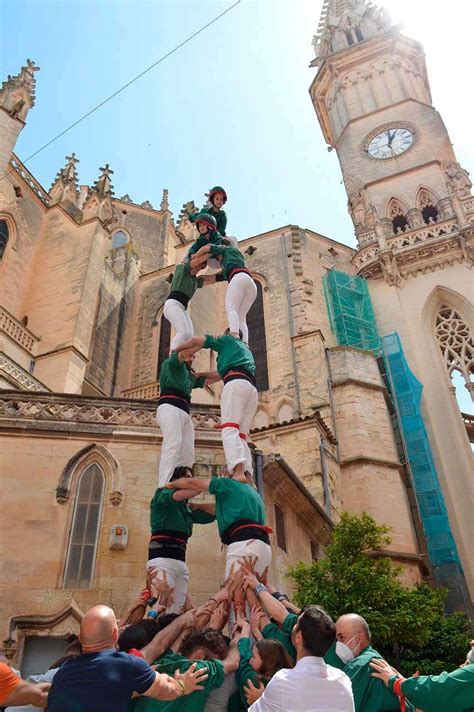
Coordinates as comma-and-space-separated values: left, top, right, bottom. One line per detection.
86, 249, 140, 395
0, 392, 329, 666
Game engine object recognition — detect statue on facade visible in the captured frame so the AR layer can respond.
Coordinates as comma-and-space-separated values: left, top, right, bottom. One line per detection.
445, 162, 472, 199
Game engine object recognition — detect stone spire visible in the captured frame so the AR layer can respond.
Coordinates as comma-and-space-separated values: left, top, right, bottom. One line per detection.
0, 59, 40, 122
82, 164, 116, 226
49, 153, 80, 207
160, 189, 169, 211
311, 0, 392, 67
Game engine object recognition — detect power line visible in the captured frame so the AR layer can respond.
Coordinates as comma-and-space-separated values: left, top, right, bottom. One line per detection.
1, 0, 240, 181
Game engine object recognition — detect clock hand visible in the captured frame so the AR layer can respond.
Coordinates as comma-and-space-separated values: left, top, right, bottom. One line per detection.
387, 130, 394, 146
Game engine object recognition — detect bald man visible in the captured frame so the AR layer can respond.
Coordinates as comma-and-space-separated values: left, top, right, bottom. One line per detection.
324, 614, 414, 712
47, 605, 207, 712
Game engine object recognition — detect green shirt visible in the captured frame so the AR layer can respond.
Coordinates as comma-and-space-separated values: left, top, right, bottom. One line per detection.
208, 244, 246, 278
132, 650, 225, 712
169, 262, 203, 300
189, 207, 227, 236
187, 229, 224, 256
208, 478, 266, 539
261, 612, 297, 662
202, 334, 255, 379
236, 638, 260, 709
330, 645, 409, 712
389, 664, 474, 712
159, 352, 205, 397
150, 488, 215, 535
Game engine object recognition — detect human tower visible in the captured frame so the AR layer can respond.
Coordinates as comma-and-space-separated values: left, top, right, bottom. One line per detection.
149, 186, 271, 613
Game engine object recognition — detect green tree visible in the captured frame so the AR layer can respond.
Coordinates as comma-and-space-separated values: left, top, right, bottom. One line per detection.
288, 512, 469, 672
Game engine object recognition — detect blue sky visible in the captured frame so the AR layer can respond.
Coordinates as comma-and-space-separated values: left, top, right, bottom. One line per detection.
1, 0, 472, 248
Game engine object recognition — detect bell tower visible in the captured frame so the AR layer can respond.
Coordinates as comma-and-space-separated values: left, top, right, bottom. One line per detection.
309, 0, 474, 610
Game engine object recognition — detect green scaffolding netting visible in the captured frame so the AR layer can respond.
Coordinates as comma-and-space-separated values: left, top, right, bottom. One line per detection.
323, 269, 380, 352
323, 269, 465, 596
381, 333, 462, 568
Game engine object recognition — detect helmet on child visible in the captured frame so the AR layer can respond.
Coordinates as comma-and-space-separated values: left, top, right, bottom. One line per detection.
194, 212, 218, 231
208, 186, 227, 205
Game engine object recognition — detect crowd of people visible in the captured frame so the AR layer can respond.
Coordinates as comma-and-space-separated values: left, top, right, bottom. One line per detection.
1, 565, 473, 711
1, 186, 473, 711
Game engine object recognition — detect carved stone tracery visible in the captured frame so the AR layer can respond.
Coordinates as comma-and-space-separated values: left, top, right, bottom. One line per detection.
434, 306, 474, 389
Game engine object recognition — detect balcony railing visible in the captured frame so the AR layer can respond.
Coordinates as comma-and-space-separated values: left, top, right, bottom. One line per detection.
0, 307, 39, 353
353, 218, 460, 272
122, 380, 160, 400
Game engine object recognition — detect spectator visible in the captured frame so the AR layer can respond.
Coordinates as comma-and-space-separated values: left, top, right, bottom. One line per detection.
244, 605, 354, 711
133, 626, 241, 711
0, 663, 49, 709
5, 634, 82, 712
325, 613, 410, 711
47, 605, 208, 712
370, 656, 474, 712
118, 620, 160, 656
235, 620, 293, 709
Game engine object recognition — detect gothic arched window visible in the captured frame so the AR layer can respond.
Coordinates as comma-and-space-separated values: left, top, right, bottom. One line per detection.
247, 281, 269, 392
434, 305, 473, 412
64, 463, 104, 589
156, 313, 171, 380
388, 199, 409, 234
417, 189, 439, 225
112, 230, 128, 249
0, 219, 9, 258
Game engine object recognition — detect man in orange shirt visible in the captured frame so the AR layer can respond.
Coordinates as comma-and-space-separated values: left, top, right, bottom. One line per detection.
0, 662, 49, 707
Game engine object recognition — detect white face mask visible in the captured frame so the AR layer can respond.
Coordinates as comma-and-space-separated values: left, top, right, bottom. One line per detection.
336, 634, 360, 664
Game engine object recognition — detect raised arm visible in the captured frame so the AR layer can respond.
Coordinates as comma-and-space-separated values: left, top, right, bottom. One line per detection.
140, 610, 195, 665
244, 574, 289, 626
175, 336, 206, 353
166, 477, 211, 493
194, 370, 221, 386
118, 588, 149, 628
172, 489, 199, 502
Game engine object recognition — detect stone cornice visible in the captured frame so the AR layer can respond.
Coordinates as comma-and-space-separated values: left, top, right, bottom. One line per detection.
0, 390, 222, 439
341, 454, 403, 472
292, 329, 326, 345
366, 548, 430, 575
331, 376, 387, 394
34, 344, 89, 363
251, 411, 337, 445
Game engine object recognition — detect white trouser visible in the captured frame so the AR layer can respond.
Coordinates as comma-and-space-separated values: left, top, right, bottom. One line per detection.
224, 272, 257, 344
220, 379, 258, 474
147, 557, 189, 614
225, 539, 272, 632
224, 539, 272, 578
164, 299, 194, 352
156, 404, 195, 486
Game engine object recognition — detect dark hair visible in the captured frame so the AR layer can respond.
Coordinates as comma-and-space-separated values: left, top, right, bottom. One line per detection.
117, 620, 159, 652
296, 605, 335, 657
170, 466, 193, 482
155, 613, 180, 632
179, 627, 228, 660
255, 639, 293, 679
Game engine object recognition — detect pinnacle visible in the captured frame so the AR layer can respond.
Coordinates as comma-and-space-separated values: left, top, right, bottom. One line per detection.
50, 153, 79, 190
91, 163, 115, 198
312, 0, 391, 67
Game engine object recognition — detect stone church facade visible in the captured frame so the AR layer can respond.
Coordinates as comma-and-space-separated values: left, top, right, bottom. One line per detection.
0, 0, 472, 672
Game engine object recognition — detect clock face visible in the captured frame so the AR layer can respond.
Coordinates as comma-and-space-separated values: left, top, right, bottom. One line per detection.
367, 127, 414, 159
